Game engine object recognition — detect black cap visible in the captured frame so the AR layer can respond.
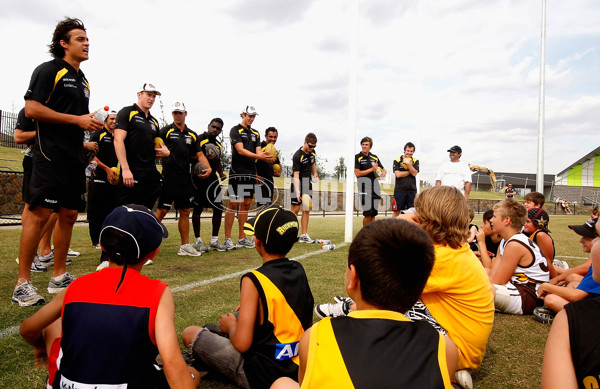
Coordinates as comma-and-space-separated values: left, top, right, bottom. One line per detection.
447, 145, 462, 153
528, 208, 551, 233
244, 205, 298, 252
569, 218, 598, 239
99, 204, 168, 265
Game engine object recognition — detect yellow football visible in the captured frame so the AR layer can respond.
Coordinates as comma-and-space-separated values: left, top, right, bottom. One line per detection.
108, 167, 120, 185
264, 143, 277, 158
273, 164, 281, 173
301, 193, 313, 211
154, 137, 165, 149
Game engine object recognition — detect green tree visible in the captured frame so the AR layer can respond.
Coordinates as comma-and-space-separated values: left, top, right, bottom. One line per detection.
333, 157, 347, 180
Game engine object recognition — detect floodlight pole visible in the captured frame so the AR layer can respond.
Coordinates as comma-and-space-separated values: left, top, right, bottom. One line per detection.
536, 0, 546, 193
345, 0, 359, 243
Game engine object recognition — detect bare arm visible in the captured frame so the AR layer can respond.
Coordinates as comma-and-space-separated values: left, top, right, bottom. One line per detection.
537, 283, 589, 301
475, 229, 493, 269
298, 327, 312, 385
489, 242, 528, 284
536, 233, 557, 278
220, 276, 259, 353
541, 310, 578, 389
25, 99, 102, 132
155, 287, 196, 389
14, 129, 36, 144
549, 259, 591, 285
233, 143, 274, 163
464, 181, 471, 201
293, 171, 301, 202
114, 129, 134, 187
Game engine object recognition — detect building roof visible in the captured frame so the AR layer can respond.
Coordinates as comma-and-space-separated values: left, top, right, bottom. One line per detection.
556, 145, 600, 177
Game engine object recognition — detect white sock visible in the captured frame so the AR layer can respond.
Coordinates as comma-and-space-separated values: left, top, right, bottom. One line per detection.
196, 237, 202, 243
211, 236, 218, 243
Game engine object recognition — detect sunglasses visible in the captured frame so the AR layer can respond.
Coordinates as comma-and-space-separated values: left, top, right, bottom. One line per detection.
307, 144, 316, 149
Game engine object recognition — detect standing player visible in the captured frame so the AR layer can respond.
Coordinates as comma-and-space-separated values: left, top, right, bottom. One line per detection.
12, 18, 104, 306
392, 142, 419, 216
354, 137, 386, 226
155, 102, 211, 257
256, 127, 282, 209
87, 110, 118, 250
223, 106, 273, 250
435, 145, 472, 200
113, 83, 170, 209
291, 133, 319, 243
192, 118, 227, 252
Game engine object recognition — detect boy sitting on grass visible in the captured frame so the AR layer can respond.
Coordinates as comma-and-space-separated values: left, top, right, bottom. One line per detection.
488, 198, 550, 315
524, 208, 558, 278
542, 219, 600, 388
473, 209, 502, 268
273, 219, 453, 388
182, 205, 314, 389
19, 204, 199, 388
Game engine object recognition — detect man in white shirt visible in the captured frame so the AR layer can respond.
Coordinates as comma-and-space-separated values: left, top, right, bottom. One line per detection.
435, 145, 472, 200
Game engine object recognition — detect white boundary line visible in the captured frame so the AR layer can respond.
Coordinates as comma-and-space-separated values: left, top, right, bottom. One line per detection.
1, 244, 347, 340
555, 255, 588, 260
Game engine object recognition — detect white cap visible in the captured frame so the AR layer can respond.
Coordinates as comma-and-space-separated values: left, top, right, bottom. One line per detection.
241, 105, 258, 116
138, 83, 161, 96
171, 101, 186, 112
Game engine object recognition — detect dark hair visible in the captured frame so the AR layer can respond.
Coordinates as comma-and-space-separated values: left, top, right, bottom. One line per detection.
305, 132, 317, 144
404, 142, 415, 151
49, 17, 86, 59
209, 117, 223, 126
482, 209, 494, 223
360, 137, 373, 147
348, 219, 435, 313
265, 126, 278, 137
524, 191, 545, 207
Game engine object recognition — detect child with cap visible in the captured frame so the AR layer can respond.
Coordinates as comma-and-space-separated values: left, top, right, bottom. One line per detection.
524, 208, 559, 277
533, 218, 600, 324
19, 204, 200, 389
182, 205, 314, 389
272, 219, 453, 389
542, 219, 600, 388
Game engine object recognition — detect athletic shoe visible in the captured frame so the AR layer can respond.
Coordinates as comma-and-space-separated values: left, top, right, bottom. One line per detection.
47, 272, 76, 294
39, 250, 72, 267
67, 248, 81, 257
533, 306, 556, 324
224, 238, 236, 251
144, 259, 154, 266
12, 281, 46, 307
298, 234, 314, 244
96, 261, 109, 271
553, 259, 569, 269
236, 237, 255, 249
315, 299, 352, 319
194, 240, 209, 253
94, 244, 101, 249
178, 244, 201, 256
454, 370, 473, 389
30, 255, 47, 273
209, 241, 227, 252
405, 300, 447, 335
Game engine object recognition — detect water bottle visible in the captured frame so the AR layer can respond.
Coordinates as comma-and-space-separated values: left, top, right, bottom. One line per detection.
85, 160, 98, 177
93, 106, 110, 122
316, 239, 331, 245
321, 244, 336, 250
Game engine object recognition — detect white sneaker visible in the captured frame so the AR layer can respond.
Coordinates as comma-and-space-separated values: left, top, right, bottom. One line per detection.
553, 259, 569, 269
454, 370, 473, 389
67, 248, 81, 257
12, 281, 46, 307
96, 261, 109, 271
224, 238, 236, 251
48, 272, 76, 294
236, 237, 255, 249
144, 259, 154, 266
299, 234, 314, 244
194, 240, 209, 253
178, 244, 201, 256
315, 298, 353, 319
94, 244, 101, 249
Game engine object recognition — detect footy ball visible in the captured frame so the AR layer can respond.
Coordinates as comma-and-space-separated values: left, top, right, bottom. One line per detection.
301, 193, 313, 211
108, 167, 120, 185
205, 143, 221, 160
193, 161, 207, 176
154, 137, 165, 149
272, 163, 281, 173
374, 167, 383, 178
264, 143, 277, 158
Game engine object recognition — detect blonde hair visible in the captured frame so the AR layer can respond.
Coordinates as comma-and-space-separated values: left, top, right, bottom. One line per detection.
415, 186, 468, 249
493, 199, 527, 230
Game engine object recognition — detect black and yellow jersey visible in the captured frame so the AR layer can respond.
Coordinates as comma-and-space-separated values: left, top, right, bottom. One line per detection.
230, 124, 260, 174
159, 123, 198, 183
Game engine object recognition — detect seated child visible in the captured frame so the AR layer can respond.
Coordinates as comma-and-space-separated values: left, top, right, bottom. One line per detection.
473, 209, 502, 268
19, 204, 199, 389
467, 209, 478, 252
541, 220, 600, 388
524, 191, 546, 213
273, 219, 453, 389
488, 199, 550, 315
534, 218, 599, 323
182, 205, 314, 389
524, 208, 558, 277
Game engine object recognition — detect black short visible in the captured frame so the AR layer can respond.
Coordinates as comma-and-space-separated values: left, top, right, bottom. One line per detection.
256, 179, 276, 207
158, 178, 193, 210
29, 159, 86, 211
360, 193, 380, 217
227, 173, 257, 201
393, 191, 416, 211
116, 173, 161, 210
22, 156, 33, 204
290, 178, 312, 206
192, 177, 223, 211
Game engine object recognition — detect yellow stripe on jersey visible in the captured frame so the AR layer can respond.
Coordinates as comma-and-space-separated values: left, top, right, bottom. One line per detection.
301, 319, 354, 389
129, 111, 139, 121
189, 132, 197, 142
250, 128, 260, 137
251, 270, 305, 365
200, 139, 209, 147
166, 128, 175, 138
45, 68, 69, 104
99, 132, 107, 142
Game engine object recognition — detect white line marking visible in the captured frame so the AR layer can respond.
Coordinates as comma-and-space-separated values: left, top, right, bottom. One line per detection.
1, 244, 347, 340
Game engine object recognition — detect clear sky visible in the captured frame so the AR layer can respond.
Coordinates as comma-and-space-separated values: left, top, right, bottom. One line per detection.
1, 0, 599, 183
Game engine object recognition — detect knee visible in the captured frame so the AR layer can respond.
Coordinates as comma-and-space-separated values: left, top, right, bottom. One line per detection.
182, 326, 202, 348
59, 210, 78, 225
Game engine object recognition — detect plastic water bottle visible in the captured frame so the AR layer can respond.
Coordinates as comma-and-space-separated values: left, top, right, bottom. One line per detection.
85, 160, 98, 177
321, 244, 336, 250
93, 106, 109, 122
316, 239, 331, 245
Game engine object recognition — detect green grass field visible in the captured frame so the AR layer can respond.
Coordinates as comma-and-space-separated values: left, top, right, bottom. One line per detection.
0, 208, 590, 388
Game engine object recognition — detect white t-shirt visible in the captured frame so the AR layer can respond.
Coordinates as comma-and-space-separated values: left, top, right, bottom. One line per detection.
436, 160, 472, 194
